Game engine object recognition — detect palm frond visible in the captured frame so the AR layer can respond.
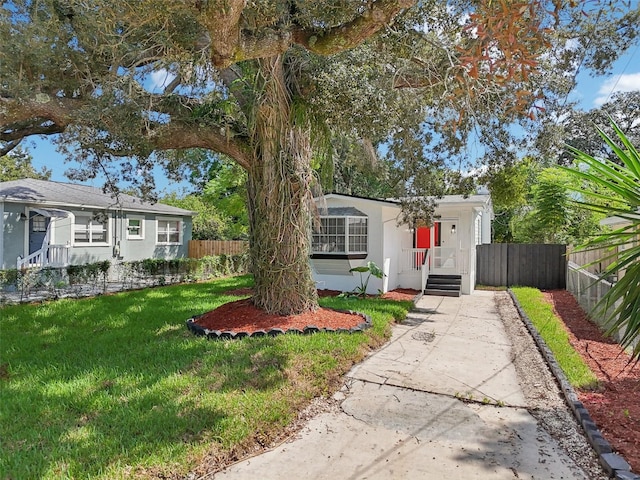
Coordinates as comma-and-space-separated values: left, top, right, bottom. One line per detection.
564, 118, 640, 360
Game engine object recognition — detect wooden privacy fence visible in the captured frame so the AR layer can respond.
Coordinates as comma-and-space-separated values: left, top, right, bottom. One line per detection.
188, 240, 249, 258
476, 243, 567, 289
567, 246, 617, 275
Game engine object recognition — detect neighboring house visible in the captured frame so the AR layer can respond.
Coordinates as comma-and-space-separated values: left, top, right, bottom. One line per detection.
0, 178, 194, 270
311, 193, 493, 296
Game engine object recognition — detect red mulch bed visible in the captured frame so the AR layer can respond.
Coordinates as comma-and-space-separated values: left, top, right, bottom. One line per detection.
380, 288, 421, 301
543, 290, 640, 472
193, 288, 419, 334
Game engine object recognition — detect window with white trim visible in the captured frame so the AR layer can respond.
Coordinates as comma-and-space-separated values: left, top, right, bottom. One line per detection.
312, 216, 368, 255
74, 215, 109, 244
126, 216, 145, 240
32, 215, 46, 232
156, 218, 181, 244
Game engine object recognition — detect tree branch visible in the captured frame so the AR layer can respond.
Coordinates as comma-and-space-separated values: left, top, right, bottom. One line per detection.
163, 74, 183, 94
393, 72, 442, 89
205, 0, 416, 68
0, 139, 21, 156
200, 0, 245, 68
1, 93, 252, 170
149, 124, 252, 170
1, 121, 65, 142
219, 65, 253, 113
293, 0, 416, 55
1, 95, 79, 135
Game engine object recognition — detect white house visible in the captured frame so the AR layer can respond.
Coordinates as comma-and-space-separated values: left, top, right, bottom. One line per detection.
0, 178, 194, 270
311, 193, 493, 296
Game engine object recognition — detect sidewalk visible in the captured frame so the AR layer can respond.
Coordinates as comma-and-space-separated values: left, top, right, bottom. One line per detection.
213, 291, 597, 479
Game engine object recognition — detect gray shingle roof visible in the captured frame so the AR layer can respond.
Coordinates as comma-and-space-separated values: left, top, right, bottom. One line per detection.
0, 178, 193, 216
320, 207, 367, 217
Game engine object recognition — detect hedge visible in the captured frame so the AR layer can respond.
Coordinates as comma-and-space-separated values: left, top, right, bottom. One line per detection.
0, 254, 249, 303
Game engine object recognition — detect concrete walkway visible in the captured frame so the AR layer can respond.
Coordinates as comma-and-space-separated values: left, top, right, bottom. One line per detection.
213, 291, 591, 479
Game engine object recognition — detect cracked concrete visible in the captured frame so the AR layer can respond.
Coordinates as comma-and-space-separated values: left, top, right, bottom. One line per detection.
213, 291, 606, 479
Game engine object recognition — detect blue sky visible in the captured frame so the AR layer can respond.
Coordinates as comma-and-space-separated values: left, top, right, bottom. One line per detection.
570, 46, 640, 108
23, 44, 640, 196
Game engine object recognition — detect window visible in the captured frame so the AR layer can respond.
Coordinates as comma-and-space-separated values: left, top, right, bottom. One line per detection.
348, 217, 368, 253
312, 216, 368, 256
127, 217, 144, 240
74, 215, 108, 244
157, 219, 181, 244
31, 215, 46, 232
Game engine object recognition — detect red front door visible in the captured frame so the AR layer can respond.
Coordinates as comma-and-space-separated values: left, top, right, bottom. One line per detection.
416, 223, 440, 249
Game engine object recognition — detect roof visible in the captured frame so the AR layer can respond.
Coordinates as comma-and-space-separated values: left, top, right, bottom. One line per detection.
0, 178, 193, 216
317, 192, 492, 209
317, 192, 401, 206
318, 207, 367, 216
417, 194, 492, 208
600, 213, 640, 226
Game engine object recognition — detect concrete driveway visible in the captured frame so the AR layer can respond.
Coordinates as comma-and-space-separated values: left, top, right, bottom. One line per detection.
213, 291, 597, 479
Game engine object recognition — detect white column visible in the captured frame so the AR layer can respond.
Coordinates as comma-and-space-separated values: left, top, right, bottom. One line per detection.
382, 257, 390, 293
481, 211, 492, 244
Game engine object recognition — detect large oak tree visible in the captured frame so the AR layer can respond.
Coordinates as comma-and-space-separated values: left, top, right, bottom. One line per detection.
1, 0, 637, 314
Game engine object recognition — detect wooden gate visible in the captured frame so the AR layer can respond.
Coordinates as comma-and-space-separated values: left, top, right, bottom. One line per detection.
476, 244, 566, 289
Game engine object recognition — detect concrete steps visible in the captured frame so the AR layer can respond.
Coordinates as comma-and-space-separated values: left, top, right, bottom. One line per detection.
424, 274, 462, 297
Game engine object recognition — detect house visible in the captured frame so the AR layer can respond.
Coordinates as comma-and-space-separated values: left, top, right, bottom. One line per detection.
0, 178, 194, 270
311, 193, 493, 296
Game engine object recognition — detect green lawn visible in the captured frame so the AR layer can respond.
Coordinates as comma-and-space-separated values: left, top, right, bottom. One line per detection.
510, 287, 599, 390
0, 276, 413, 479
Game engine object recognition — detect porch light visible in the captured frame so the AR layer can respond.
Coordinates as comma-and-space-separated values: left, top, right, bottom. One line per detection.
451, 224, 456, 235
18, 212, 28, 221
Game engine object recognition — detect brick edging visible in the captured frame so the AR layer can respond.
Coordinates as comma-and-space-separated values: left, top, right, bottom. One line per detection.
508, 289, 639, 480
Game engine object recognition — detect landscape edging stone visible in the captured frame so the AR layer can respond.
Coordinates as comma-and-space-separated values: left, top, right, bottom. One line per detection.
508, 289, 637, 478
185, 308, 372, 339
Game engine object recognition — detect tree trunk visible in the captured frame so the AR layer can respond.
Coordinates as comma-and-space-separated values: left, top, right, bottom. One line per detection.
246, 55, 318, 315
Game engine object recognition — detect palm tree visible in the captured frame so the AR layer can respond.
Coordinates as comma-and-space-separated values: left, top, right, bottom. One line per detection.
564, 120, 640, 360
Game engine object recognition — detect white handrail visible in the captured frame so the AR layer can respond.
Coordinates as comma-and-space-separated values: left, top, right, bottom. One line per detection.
421, 249, 430, 290
17, 245, 70, 269
17, 250, 43, 269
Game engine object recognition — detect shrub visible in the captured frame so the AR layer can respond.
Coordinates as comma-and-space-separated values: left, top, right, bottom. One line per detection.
0, 254, 250, 303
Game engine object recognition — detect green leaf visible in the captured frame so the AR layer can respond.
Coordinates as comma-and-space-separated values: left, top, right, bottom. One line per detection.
349, 266, 370, 273
565, 118, 640, 360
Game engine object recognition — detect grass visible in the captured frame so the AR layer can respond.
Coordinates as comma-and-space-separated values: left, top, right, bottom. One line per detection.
0, 275, 413, 479
510, 287, 599, 390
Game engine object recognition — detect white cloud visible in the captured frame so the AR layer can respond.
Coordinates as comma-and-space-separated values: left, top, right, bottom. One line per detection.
148, 69, 177, 92
594, 72, 640, 106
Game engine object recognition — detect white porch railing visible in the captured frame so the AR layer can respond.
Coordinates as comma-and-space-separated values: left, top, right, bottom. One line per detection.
400, 248, 429, 272
17, 224, 70, 269
17, 245, 70, 269
403, 248, 470, 272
